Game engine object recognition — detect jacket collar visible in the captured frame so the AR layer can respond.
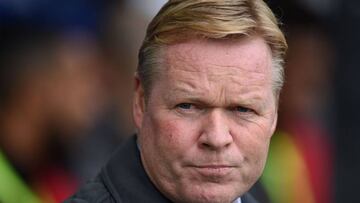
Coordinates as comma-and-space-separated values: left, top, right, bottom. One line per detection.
101, 136, 171, 202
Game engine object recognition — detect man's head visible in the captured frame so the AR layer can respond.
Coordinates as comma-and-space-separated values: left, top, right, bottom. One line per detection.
133, 0, 287, 202
137, 0, 287, 100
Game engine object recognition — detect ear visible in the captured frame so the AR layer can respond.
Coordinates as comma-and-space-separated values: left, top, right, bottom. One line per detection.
269, 94, 280, 136
133, 74, 146, 130
270, 111, 278, 136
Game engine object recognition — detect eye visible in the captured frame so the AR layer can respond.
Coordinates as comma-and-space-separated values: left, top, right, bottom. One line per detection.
174, 103, 200, 116
235, 106, 252, 113
176, 103, 193, 109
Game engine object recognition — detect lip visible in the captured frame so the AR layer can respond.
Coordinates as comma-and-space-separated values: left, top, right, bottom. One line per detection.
191, 165, 235, 177
195, 165, 233, 169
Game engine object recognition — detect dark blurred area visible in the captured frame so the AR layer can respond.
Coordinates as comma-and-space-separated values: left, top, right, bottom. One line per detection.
258, 1, 335, 203
0, 0, 149, 202
0, 0, 358, 202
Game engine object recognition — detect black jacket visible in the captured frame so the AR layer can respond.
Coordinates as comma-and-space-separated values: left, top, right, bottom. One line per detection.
65, 136, 259, 203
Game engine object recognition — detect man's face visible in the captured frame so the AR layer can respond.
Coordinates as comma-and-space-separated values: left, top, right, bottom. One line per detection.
133, 37, 277, 203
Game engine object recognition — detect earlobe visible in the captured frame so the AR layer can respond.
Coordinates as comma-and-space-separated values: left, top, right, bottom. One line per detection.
133, 75, 145, 130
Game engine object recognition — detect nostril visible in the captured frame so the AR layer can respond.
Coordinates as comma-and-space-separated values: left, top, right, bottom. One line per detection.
200, 142, 211, 149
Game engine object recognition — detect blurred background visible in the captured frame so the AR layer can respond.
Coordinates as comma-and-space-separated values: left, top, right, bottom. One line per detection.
0, 0, 358, 202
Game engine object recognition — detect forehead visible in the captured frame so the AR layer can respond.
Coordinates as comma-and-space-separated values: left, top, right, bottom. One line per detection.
162, 37, 272, 83
151, 37, 275, 108
164, 37, 271, 75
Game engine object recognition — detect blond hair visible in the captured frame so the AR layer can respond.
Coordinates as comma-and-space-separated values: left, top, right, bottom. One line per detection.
137, 0, 287, 98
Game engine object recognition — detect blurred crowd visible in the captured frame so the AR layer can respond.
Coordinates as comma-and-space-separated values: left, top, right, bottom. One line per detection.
0, 1, 159, 202
0, 0, 356, 203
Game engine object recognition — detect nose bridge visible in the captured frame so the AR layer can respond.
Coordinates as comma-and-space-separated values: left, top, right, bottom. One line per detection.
199, 108, 233, 150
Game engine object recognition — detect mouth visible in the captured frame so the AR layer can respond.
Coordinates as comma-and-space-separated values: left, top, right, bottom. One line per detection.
191, 165, 235, 178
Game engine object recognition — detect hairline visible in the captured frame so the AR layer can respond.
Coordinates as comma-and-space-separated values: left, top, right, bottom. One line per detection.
139, 36, 284, 102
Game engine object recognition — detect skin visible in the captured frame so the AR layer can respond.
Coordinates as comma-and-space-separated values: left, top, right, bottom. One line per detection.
133, 36, 278, 203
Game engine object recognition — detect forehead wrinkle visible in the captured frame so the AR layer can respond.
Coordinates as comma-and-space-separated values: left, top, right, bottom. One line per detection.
206, 67, 269, 85
165, 59, 270, 91
163, 61, 272, 108
165, 67, 211, 95
164, 42, 201, 72
162, 73, 273, 113
161, 37, 274, 108
164, 86, 209, 105
165, 38, 272, 71
165, 49, 271, 85
207, 64, 267, 75
166, 53, 269, 76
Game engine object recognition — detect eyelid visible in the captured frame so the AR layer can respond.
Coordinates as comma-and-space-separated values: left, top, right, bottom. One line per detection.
176, 103, 193, 109
237, 106, 252, 112
175, 102, 209, 114
230, 105, 257, 114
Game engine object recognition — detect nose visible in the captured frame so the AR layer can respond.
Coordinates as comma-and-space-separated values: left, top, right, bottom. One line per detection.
198, 109, 233, 151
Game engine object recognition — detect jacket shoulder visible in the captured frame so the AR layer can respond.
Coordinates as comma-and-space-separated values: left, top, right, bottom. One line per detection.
64, 176, 117, 203
242, 192, 259, 203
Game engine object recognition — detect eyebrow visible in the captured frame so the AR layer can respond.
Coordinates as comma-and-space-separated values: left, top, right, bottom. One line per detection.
164, 87, 198, 102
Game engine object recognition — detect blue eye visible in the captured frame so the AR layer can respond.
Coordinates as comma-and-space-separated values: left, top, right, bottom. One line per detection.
176, 103, 192, 109
236, 106, 251, 113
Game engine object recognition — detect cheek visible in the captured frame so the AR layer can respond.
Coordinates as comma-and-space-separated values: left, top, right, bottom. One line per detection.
234, 121, 272, 163
148, 113, 200, 158
233, 126, 270, 184
252, 132, 271, 159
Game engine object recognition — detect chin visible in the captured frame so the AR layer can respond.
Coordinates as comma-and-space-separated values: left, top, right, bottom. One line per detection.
176, 183, 240, 203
